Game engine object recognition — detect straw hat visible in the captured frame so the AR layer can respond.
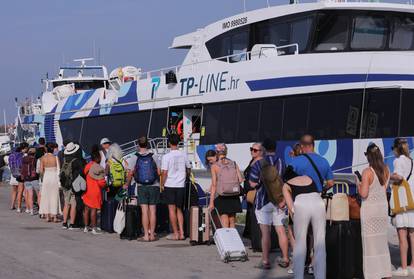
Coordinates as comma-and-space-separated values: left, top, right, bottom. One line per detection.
64, 142, 80, 155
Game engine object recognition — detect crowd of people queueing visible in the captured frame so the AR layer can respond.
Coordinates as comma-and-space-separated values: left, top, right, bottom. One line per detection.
4, 133, 414, 278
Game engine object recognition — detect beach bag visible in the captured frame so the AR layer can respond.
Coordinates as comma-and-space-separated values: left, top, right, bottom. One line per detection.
72, 174, 86, 193
113, 202, 126, 234
60, 158, 76, 190
134, 153, 158, 185
9, 152, 23, 178
390, 159, 414, 215
326, 183, 350, 222
259, 158, 284, 205
21, 156, 38, 181
216, 159, 240, 196
109, 158, 126, 187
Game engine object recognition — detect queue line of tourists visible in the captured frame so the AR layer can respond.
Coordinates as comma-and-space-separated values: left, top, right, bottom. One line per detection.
5, 134, 414, 278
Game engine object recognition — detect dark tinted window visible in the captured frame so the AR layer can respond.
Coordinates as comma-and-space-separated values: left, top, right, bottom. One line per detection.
282, 97, 309, 140
336, 91, 363, 138
206, 26, 249, 62
291, 17, 313, 52
218, 103, 239, 142
259, 99, 283, 140
351, 15, 388, 50
201, 104, 221, 144
148, 109, 168, 138
400, 89, 414, 136
308, 94, 337, 139
314, 14, 349, 51
237, 102, 260, 142
361, 89, 400, 138
390, 15, 414, 50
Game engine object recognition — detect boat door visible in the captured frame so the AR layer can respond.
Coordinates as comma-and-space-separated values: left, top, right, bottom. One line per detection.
182, 108, 202, 169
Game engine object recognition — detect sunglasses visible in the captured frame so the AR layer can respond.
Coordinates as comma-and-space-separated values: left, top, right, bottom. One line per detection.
250, 147, 261, 153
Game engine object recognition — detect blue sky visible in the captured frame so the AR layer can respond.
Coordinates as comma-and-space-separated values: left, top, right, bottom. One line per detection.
0, 0, 278, 122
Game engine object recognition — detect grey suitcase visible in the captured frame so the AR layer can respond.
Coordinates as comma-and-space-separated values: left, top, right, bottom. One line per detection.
210, 208, 248, 263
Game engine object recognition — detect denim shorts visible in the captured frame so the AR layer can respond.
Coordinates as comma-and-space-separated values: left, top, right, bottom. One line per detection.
24, 180, 40, 191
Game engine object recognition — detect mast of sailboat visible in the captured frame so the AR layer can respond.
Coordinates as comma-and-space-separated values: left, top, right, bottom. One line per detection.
3, 109, 6, 134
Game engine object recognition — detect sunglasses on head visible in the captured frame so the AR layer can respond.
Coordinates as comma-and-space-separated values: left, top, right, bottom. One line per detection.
250, 147, 261, 153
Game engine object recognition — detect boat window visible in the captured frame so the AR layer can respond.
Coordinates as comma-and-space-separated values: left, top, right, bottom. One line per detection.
291, 17, 313, 53
361, 89, 400, 138
313, 14, 349, 51
351, 15, 388, 50
400, 89, 414, 136
237, 102, 261, 142
308, 94, 337, 139
389, 15, 414, 50
218, 103, 239, 142
335, 91, 363, 138
206, 26, 249, 62
282, 97, 309, 140
53, 80, 106, 91
148, 109, 168, 139
201, 104, 221, 144
259, 98, 283, 140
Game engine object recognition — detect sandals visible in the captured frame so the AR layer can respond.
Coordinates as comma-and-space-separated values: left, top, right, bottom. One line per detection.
255, 261, 271, 270
278, 260, 290, 268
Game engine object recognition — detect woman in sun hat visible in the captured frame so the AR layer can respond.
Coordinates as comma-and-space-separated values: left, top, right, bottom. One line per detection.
39, 143, 62, 222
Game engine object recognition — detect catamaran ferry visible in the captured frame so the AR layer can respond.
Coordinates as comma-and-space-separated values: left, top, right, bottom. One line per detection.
19, 0, 414, 183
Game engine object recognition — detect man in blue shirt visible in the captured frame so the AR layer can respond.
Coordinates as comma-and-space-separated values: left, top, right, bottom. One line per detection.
249, 139, 290, 270
289, 134, 334, 192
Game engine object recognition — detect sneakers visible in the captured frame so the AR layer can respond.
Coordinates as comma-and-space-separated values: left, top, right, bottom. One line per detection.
408, 266, 414, 275
307, 265, 314, 275
91, 228, 102, 235
287, 268, 294, 274
392, 267, 409, 277
62, 222, 68, 230
68, 224, 75, 230
83, 227, 89, 233
16, 208, 22, 213
30, 210, 35, 216
25, 209, 30, 214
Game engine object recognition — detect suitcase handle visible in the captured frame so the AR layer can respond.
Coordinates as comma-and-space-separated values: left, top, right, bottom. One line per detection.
209, 207, 223, 231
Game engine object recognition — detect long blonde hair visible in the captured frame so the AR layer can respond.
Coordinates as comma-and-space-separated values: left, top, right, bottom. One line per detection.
107, 143, 123, 161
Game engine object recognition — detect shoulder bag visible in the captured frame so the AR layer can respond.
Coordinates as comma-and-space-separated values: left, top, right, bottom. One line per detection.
390, 158, 414, 215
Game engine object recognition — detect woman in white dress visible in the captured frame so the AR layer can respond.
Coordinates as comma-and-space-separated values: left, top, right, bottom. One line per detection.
358, 143, 391, 279
39, 143, 62, 222
391, 138, 414, 277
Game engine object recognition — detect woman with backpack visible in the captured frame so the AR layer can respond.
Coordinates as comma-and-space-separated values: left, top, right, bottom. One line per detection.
106, 143, 127, 198
39, 143, 62, 222
390, 138, 414, 276
21, 148, 40, 215
208, 143, 243, 228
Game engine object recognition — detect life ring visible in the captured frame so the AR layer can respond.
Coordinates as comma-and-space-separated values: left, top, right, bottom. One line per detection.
177, 120, 184, 139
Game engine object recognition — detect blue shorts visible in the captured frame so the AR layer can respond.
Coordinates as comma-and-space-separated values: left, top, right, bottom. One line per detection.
24, 180, 40, 191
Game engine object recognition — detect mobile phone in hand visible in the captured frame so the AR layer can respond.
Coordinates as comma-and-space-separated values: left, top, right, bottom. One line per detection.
354, 171, 362, 181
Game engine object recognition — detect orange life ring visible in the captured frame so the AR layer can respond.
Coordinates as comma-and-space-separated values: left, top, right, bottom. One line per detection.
177, 120, 184, 139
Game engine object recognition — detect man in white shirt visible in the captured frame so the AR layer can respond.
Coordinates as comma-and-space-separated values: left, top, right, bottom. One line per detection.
161, 134, 191, 241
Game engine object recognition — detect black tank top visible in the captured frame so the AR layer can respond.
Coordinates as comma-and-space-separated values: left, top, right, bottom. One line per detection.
287, 180, 318, 201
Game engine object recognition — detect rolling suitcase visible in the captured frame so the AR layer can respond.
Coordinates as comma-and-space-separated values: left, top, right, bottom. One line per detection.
210, 208, 248, 263
101, 190, 118, 233
120, 197, 140, 240
189, 206, 211, 245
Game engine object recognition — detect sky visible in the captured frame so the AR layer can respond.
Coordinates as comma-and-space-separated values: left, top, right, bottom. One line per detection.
0, 0, 282, 123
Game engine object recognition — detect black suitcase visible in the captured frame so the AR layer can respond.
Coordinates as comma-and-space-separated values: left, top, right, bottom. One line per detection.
249, 205, 279, 252
156, 202, 170, 234
73, 194, 84, 228
349, 219, 364, 279
121, 198, 141, 240
100, 193, 118, 233
326, 221, 355, 279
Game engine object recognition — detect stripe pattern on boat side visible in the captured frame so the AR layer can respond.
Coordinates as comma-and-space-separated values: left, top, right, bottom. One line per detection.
246, 74, 414, 91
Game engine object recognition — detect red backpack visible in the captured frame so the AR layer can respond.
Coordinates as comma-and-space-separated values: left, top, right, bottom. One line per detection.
21, 156, 38, 182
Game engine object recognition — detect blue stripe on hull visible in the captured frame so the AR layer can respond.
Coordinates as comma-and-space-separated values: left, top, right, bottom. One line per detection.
246, 74, 414, 91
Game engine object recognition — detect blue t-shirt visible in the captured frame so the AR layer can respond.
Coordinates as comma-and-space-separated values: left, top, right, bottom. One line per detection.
249, 154, 284, 210
289, 153, 333, 192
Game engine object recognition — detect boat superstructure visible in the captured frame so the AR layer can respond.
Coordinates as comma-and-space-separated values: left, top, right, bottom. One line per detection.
19, 0, 414, 185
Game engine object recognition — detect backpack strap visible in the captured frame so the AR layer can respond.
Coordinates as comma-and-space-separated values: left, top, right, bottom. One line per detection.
407, 158, 413, 181
301, 154, 324, 186
112, 158, 125, 170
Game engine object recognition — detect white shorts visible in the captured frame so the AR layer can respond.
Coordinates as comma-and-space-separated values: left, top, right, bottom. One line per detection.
255, 202, 288, 226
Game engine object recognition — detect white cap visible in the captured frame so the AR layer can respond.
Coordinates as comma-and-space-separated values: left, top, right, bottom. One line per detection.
100, 138, 112, 145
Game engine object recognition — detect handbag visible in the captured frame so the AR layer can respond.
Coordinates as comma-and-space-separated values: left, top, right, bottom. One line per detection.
348, 195, 361, 220
390, 158, 414, 215
326, 183, 350, 222
72, 174, 86, 193
113, 202, 126, 234
246, 189, 256, 204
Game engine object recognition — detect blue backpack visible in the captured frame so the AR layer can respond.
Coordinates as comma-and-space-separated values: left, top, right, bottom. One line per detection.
9, 151, 23, 178
134, 153, 158, 185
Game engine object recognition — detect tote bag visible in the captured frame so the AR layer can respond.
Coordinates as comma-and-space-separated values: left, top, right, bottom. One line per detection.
113, 202, 126, 234
326, 183, 350, 222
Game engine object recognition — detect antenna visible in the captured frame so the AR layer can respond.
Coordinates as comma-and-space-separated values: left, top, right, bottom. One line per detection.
243, 0, 246, 12
267, 0, 270, 7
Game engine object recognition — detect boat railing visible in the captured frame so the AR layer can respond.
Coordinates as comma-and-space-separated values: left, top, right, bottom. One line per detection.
138, 43, 299, 80
120, 136, 188, 157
